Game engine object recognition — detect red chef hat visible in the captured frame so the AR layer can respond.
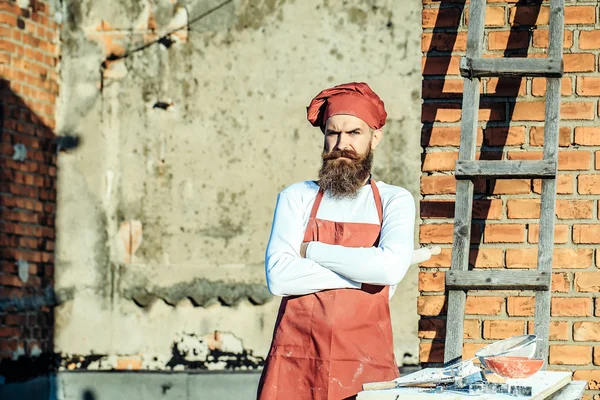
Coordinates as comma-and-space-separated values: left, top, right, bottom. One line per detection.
306, 82, 387, 130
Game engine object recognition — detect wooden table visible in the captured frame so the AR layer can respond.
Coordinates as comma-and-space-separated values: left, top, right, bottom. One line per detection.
357, 371, 586, 400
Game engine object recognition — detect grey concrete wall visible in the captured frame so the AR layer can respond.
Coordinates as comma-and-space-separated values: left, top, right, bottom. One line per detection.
54, 0, 422, 370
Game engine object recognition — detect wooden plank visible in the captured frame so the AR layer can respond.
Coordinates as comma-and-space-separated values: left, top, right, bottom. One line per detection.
445, 0, 486, 366
548, 381, 587, 400
525, 372, 572, 400
357, 371, 573, 400
446, 271, 551, 291
455, 160, 557, 179
535, 0, 564, 363
460, 57, 563, 78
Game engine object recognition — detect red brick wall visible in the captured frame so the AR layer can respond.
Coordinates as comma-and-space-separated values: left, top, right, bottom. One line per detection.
420, 1, 600, 397
0, 0, 59, 366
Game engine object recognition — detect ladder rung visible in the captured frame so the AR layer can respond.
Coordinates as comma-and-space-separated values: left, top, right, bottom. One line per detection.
446, 271, 551, 291
455, 160, 557, 179
460, 57, 563, 78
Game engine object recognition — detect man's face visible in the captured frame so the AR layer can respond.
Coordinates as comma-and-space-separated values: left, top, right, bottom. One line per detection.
318, 114, 383, 198
323, 114, 379, 156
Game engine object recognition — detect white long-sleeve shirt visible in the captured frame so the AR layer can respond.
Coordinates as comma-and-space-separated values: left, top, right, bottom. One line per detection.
265, 180, 416, 298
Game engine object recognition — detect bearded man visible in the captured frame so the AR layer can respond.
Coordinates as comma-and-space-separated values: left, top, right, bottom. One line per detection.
257, 82, 416, 400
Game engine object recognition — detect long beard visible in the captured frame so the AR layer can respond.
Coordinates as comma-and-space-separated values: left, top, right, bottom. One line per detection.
318, 147, 373, 199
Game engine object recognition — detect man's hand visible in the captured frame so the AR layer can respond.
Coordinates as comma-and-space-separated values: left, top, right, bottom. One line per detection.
300, 242, 309, 258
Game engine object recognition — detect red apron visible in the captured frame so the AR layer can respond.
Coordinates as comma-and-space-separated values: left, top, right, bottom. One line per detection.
258, 180, 399, 400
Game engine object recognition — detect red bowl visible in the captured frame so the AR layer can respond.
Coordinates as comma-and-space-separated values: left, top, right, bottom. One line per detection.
485, 356, 544, 379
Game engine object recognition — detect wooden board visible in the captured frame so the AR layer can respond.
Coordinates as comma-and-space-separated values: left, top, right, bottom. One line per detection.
549, 381, 587, 399
459, 57, 563, 78
358, 371, 571, 400
454, 160, 557, 179
446, 271, 551, 291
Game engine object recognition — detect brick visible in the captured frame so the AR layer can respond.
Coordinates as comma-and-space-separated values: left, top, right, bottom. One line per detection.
579, 30, 600, 50
574, 225, 600, 244
528, 224, 569, 244
575, 272, 600, 292
532, 29, 573, 49
420, 223, 481, 244
574, 322, 600, 342
4, 314, 25, 326
577, 77, 600, 97
484, 126, 525, 146
422, 152, 458, 172
422, 32, 467, 53
485, 77, 527, 97
115, 356, 142, 370
421, 199, 502, 220
561, 102, 596, 121
597, 151, 600, 170
420, 224, 453, 244
554, 248, 593, 269
507, 297, 535, 316
469, 248, 504, 269
558, 151, 591, 170
564, 6, 596, 25
417, 296, 447, 316
533, 174, 574, 195
509, 5, 549, 26
465, 296, 504, 316
483, 320, 525, 340
486, 6, 505, 26
556, 200, 593, 219
419, 342, 444, 363
575, 127, 600, 146
422, 126, 472, 147
488, 30, 530, 50
483, 224, 525, 243
421, 175, 457, 195
419, 272, 445, 292
512, 102, 546, 121
420, 200, 455, 219
573, 370, 600, 390
422, 7, 462, 28
418, 319, 445, 339
463, 343, 488, 360
421, 103, 461, 122
529, 126, 571, 147
549, 345, 591, 366
553, 273, 570, 293
0, 327, 19, 337
422, 79, 464, 99
0, 275, 23, 287
552, 297, 592, 317
597, 299, 600, 317
422, 56, 461, 76
595, 347, 600, 366
473, 200, 503, 220
464, 319, 480, 339
506, 248, 537, 269
507, 199, 540, 219
490, 179, 531, 194
564, 53, 595, 73
548, 321, 570, 341
464, 6, 506, 26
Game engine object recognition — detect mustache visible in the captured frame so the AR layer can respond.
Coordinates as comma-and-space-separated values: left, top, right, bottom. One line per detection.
322, 148, 361, 161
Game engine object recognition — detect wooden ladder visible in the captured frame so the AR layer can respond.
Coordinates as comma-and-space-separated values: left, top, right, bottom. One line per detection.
444, 0, 565, 365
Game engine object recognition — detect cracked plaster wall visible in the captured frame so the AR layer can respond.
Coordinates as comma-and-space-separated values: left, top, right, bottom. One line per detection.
53, 0, 422, 368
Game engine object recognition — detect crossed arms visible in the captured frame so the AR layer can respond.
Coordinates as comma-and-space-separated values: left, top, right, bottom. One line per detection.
265, 189, 416, 297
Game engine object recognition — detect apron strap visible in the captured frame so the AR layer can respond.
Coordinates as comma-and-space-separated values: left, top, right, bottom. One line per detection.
309, 187, 325, 219
370, 180, 383, 225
